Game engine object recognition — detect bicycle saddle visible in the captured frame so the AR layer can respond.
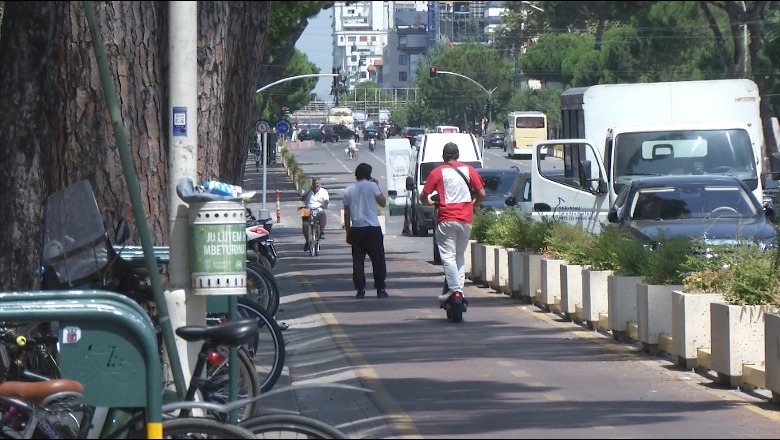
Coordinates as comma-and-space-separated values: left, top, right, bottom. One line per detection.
0, 379, 84, 406
176, 318, 259, 347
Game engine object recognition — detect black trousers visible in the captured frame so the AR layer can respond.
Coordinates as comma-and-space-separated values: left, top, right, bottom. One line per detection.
349, 226, 386, 291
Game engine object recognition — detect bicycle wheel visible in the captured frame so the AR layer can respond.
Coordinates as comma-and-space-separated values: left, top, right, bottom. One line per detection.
238, 413, 347, 439
236, 298, 286, 393
205, 346, 261, 421
307, 222, 316, 257
245, 261, 280, 317
161, 417, 257, 438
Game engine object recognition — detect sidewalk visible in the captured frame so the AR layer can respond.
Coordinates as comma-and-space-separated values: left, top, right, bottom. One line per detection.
241, 152, 396, 439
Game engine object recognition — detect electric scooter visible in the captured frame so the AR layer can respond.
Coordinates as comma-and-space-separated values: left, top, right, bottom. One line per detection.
430, 194, 467, 323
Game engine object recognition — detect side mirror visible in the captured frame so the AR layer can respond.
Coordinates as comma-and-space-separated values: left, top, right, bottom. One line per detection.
607, 209, 619, 223
764, 204, 776, 220
388, 190, 397, 198
405, 176, 415, 191
578, 160, 592, 189
505, 196, 517, 206
533, 203, 551, 212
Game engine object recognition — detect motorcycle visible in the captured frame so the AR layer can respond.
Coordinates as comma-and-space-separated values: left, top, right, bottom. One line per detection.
245, 207, 278, 271
430, 194, 468, 323
368, 138, 376, 152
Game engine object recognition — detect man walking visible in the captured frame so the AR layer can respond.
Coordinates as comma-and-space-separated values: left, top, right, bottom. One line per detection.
343, 163, 389, 298
419, 142, 485, 305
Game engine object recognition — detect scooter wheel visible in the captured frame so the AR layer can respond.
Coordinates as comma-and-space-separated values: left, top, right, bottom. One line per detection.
448, 300, 463, 323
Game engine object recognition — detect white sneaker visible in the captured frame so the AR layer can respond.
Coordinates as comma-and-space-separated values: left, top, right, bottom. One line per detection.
438, 292, 453, 302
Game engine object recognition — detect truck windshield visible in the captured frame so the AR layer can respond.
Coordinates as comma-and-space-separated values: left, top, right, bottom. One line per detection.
613, 128, 757, 194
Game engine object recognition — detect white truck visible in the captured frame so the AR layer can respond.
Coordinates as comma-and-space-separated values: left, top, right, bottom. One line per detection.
528, 78, 767, 232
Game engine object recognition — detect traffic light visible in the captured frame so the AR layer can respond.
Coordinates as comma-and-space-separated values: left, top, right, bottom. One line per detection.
429, 67, 438, 78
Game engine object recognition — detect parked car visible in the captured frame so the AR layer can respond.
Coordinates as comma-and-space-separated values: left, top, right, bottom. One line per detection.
503, 171, 533, 213
401, 127, 426, 146
607, 174, 777, 250
297, 128, 325, 142
485, 131, 506, 149
320, 124, 358, 143
477, 167, 521, 214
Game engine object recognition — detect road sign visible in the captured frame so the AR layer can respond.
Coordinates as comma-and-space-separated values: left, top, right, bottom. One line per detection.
256, 120, 270, 134
276, 119, 291, 135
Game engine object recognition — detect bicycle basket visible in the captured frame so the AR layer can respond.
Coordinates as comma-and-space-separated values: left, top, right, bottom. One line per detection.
299, 208, 311, 217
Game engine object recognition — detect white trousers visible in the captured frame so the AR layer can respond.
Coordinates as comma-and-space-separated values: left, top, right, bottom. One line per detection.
435, 221, 472, 296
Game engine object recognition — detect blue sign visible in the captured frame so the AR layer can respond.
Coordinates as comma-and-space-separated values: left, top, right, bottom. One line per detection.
276, 120, 291, 134
172, 107, 187, 136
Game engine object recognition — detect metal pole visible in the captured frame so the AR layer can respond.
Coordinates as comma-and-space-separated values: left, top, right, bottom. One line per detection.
262, 132, 268, 212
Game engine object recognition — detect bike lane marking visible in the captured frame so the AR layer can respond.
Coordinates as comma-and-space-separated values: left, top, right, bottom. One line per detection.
295, 271, 423, 439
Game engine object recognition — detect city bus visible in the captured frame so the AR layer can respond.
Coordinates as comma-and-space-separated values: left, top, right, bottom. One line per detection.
505, 111, 548, 159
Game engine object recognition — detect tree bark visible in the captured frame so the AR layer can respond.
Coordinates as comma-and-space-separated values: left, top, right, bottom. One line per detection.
0, 1, 271, 291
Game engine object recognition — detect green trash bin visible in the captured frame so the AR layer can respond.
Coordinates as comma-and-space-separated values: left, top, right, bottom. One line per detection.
189, 201, 246, 295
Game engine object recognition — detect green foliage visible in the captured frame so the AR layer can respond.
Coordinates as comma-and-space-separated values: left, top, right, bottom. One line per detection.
684, 244, 780, 306
484, 208, 526, 248
503, 87, 562, 135
543, 221, 595, 265
418, 43, 513, 126
582, 224, 650, 274
639, 235, 691, 285
503, 215, 555, 253
470, 209, 495, 243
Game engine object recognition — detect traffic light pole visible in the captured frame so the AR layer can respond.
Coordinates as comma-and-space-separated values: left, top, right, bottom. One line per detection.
432, 70, 497, 140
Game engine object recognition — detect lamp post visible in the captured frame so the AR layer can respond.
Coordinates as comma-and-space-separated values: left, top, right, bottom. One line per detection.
255, 73, 338, 213
434, 70, 497, 141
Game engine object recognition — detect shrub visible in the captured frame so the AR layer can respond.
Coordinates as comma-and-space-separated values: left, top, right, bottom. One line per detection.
484, 208, 526, 247
639, 235, 692, 284
684, 243, 780, 306
544, 221, 596, 265
470, 208, 494, 243
511, 216, 556, 253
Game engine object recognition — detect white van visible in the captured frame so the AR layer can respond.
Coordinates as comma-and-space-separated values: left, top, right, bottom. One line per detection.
435, 125, 460, 134
403, 133, 483, 236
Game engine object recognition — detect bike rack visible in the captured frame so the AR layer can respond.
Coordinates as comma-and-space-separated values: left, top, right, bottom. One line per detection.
0, 290, 162, 439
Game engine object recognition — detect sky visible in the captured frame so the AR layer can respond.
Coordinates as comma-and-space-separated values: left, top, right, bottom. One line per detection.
295, 9, 334, 100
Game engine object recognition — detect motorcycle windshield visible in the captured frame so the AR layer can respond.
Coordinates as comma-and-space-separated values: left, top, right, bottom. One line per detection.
41, 180, 110, 285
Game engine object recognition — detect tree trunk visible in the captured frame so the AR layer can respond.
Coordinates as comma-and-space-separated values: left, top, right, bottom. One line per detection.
0, 1, 68, 290
0, 1, 271, 291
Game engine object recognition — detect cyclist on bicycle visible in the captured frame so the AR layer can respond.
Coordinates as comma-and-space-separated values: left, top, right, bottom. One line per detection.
345, 137, 359, 160
300, 177, 329, 252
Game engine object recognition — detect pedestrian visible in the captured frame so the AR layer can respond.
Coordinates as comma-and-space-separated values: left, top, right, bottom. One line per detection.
418, 142, 485, 304
300, 177, 329, 252
343, 163, 389, 298
401, 204, 412, 236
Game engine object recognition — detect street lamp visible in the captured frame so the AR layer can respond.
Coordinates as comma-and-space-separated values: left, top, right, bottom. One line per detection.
255, 73, 338, 215
520, 1, 544, 13
431, 69, 497, 140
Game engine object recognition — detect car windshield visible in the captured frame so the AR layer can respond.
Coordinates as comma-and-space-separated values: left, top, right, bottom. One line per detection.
480, 173, 517, 197
630, 184, 758, 220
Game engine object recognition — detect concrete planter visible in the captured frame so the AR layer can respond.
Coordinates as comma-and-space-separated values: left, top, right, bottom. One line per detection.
671, 290, 725, 370
539, 258, 565, 312
710, 303, 766, 388
480, 244, 498, 288
507, 250, 527, 298
471, 242, 486, 285
559, 263, 584, 321
464, 240, 475, 280
492, 246, 510, 294
522, 253, 544, 304
581, 268, 612, 329
765, 313, 780, 402
607, 275, 642, 341
637, 283, 681, 354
